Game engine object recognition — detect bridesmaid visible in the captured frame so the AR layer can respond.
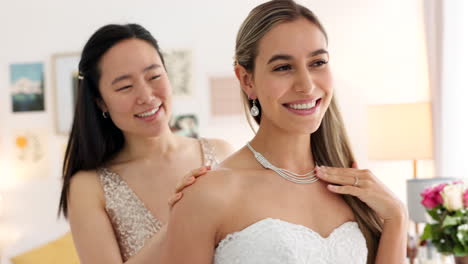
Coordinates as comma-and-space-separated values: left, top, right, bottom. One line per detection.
59, 24, 233, 263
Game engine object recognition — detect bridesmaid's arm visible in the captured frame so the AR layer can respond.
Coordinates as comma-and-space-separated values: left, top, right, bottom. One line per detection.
69, 170, 168, 264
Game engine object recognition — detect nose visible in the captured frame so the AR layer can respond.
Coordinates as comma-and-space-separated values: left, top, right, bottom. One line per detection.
136, 81, 156, 105
294, 66, 315, 94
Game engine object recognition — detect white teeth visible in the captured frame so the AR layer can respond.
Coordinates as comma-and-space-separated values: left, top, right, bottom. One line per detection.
287, 101, 316, 110
136, 107, 159, 117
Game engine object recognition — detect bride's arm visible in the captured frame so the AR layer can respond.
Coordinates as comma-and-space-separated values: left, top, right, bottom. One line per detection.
375, 213, 408, 264
157, 171, 232, 264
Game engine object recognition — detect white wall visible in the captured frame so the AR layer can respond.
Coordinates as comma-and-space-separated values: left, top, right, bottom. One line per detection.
0, 0, 429, 262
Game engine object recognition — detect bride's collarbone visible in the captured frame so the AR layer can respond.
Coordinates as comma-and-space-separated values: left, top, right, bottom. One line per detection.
232, 175, 341, 204
220, 182, 355, 237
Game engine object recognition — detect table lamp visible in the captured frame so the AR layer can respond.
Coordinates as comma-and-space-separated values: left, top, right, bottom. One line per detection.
367, 102, 433, 178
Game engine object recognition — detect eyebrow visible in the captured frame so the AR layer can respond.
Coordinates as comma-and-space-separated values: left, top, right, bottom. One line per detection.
266, 49, 329, 64
111, 64, 161, 85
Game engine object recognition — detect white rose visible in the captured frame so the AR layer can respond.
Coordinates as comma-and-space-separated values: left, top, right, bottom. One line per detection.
441, 184, 464, 211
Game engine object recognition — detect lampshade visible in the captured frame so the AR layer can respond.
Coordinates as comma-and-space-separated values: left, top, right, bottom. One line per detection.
406, 178, 459, 223
367, 102, 433, 160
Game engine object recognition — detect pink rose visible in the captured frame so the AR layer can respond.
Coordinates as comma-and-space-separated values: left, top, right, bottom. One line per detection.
464, 189, 468, 208
421, 183, 446, 209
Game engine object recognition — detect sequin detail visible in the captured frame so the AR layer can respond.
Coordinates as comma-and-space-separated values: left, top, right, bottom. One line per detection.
199, 138, 219, 167
99, 168, 162, 261
99, 138, 218, 261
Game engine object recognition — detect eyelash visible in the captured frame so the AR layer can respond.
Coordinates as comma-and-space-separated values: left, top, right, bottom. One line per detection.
273, 60, 328, 72
274, 65, 292, 71
117, 85, 132, 91
313, 60, 328, 67
116, 75, 161, 91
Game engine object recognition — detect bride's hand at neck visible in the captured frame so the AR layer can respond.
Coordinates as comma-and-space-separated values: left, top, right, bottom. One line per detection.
315, 162, 408, 264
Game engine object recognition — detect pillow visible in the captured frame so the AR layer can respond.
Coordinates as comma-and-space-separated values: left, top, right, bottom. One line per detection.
10, 232, 80, 264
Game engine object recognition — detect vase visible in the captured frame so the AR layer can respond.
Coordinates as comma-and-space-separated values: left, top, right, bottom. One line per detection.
454, 256, 468, 264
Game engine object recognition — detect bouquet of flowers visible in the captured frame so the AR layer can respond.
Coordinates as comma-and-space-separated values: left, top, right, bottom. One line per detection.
420, 180, 468, 256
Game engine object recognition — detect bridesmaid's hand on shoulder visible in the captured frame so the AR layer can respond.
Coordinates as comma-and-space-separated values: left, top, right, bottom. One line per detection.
168, 166, 211, 208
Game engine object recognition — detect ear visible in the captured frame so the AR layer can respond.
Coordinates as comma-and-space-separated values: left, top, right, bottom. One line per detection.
234, 64, 256, 99
95, 98, 108, 113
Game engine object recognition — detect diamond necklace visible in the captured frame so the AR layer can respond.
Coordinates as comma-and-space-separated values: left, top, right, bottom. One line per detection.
246, 142, 319, 184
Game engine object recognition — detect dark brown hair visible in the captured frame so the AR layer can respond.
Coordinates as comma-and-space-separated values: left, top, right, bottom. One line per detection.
58, 24, 166, 218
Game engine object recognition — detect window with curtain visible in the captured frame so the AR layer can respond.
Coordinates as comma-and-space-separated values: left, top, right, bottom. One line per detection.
425, 0, 468, 177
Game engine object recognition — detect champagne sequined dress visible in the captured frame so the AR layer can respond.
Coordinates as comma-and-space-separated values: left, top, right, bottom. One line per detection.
98, 138, 218, 261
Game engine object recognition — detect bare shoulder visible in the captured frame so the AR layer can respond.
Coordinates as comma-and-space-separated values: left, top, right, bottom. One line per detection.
171, 169, 242, 225
167, 168, 241, 252
205, 138, 235, 161
161, 169, 239, 262
68, 169, 105, 209
175, 169, 238, 213
217, 146, 255, 170
69, 170, 102, 192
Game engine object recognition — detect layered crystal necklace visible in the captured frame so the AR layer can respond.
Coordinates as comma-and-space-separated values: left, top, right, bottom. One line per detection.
246, 142, 319, 184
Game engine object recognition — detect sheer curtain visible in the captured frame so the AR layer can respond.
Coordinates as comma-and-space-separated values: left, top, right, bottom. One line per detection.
425, 0, 468, 177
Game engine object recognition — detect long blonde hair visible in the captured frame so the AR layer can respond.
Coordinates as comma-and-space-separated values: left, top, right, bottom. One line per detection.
235, 1, 383, 262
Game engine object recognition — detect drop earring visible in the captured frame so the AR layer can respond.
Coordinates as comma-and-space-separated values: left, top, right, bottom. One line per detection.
250, 99, 260, 117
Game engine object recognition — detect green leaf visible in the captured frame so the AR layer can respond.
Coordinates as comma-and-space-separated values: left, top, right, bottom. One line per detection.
421, 224, 433, 240
443, 226, 455, 235
427, 208, 442, 221
454, 244, 466, 256
443, 217, 458, 228
454, 210, 465, 217
457, 225, 468, 247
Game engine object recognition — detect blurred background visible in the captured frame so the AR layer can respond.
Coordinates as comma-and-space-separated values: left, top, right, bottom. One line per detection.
0, 0, 467, 263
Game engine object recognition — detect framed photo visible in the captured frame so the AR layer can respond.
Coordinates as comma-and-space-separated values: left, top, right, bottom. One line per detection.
52, 52, 80, 134
10, 63, 45, 112
170, 114, 199, 138
13, 129, 50, 180
163, 49, 193, 97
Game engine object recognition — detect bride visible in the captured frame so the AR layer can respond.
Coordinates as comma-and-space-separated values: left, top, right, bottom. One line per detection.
159, 0, 408, 263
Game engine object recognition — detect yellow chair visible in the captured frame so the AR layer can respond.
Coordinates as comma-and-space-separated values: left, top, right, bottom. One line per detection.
10, 232, 79, 264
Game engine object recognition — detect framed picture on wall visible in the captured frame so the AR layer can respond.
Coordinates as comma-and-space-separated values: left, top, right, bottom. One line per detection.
170, 114, 199, 138
10, 62, 45, 112
13, 129, 50, 180
52, 52, 80, 135
163, 49, 193, 97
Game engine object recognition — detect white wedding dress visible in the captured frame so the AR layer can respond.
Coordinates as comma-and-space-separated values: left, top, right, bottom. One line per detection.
213, 218, 367, 264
